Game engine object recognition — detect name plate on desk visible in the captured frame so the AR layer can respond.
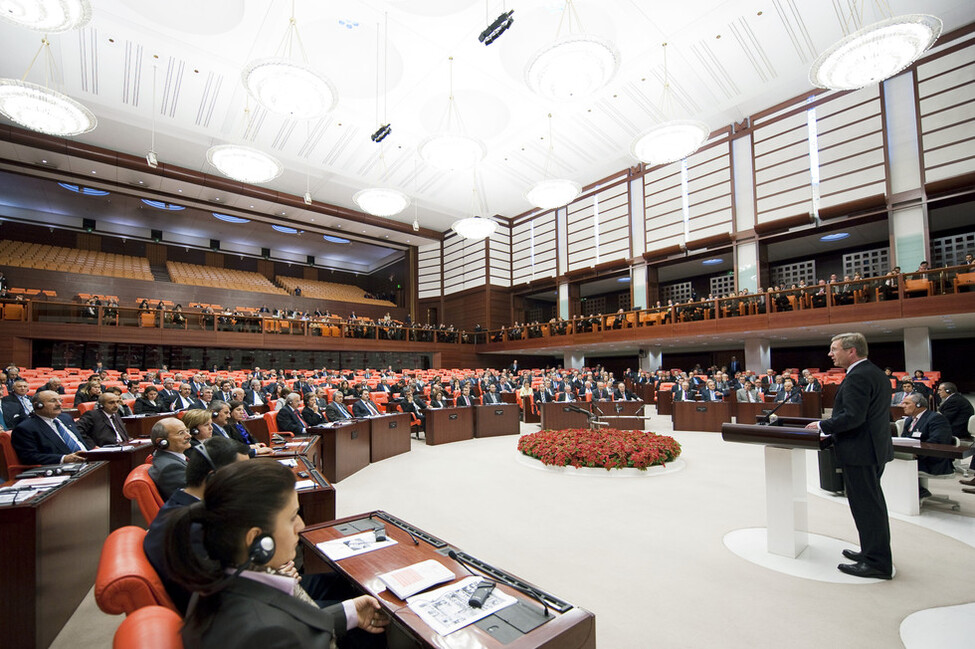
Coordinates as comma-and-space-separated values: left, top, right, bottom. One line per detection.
562, 406, 572, 412
388, 421, 398, 429
350, 430, 359, 439
494, 409, 505, 415
696, 406, 708, 412
449, 413, 458, 420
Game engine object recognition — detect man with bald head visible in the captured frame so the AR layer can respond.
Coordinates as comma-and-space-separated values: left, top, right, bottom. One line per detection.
147, 417, 192, 501
76, 391, 131, 446
11, 390, 92, 465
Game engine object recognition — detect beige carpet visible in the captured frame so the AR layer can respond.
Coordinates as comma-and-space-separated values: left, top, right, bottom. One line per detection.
57, 409, 975, 649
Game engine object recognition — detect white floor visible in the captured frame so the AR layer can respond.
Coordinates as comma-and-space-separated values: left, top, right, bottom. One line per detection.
58, 410, 975, 649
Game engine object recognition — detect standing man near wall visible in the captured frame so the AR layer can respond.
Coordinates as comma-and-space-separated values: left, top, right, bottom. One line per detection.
806, 332, 894, 580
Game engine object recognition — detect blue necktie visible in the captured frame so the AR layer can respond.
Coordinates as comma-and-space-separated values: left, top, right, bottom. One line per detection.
54, 418, 84, 453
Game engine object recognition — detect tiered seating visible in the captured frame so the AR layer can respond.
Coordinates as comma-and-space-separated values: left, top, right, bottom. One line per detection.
0, 240, 153, 280
167, 262, 287, 295
275, 276, 395, 306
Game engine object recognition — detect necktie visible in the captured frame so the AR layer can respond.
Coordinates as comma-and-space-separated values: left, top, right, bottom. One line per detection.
366, 401, 378, 416
20, 396, 31, 412
54, 418, 84, 452
106, 412, 125, 443
909, 416, 918, 433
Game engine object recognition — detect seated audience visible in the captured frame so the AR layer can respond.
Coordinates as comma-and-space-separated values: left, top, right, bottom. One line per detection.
147, 417, 192, 501
301, 393, 326, 426
278, 392, 310, 433
899, 394, 954, 497
352, 391, 384, 417
134, 386, 168, 415
181, 409, 213, 446
76, 391, 130, 446
775, 378, 802, 403
324, 391, 353, 422
11, 390, 91, 464
74, 375, 102, 404
937, 382, 974, 440
2, 378, 33, 429
226, 400, 272, 455
613, 381, 637, 401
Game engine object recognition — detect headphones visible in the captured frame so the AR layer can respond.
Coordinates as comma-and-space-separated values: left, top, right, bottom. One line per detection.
154, 436, 169, 449
189, 426, 200, 436
248, 533, 276, 565
190, 443, 216, 471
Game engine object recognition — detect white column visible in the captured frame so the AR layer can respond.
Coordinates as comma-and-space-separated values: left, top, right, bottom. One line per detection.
564, 352, 585, 370
903, 327, 932, 372
639, 346, 662, 373
736, 240, 759, 293
631, 262, 648, 310
732, 133, 756, 233
558, 282, 570, 319
890, 203, 929, 273
745, 338, 771, 373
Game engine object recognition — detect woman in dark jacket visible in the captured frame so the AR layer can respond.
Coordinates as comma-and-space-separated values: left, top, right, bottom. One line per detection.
134, 386, 168, 414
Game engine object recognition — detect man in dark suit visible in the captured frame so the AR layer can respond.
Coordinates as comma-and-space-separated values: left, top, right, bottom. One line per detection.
243, 379, 267, 408
613, 382, 636, 401
11, 390, 92, 465
147, 417, 192, 502
278, 393, 310, 433
698, 380, 724, 402
937, 382, 973, 441
324, 391, 353, 422
215, 380, 235, 404
352, 391, 383, 417
534, 380, 555, 404
774, 379, 802, 403
2, 378, 33, 429
76, 392, 130, 446
292, 374, 314, 394
158, 378, 179, 406
190, 387, 214, 411
454, 385, 475, 407
673, 380, 696, 402
482, 384, 503, 404
167, 383, 196, 412
39, 376, 66, 395
807, 333, 893, 579
593, 381, 612, 401
900, 393, 954, 479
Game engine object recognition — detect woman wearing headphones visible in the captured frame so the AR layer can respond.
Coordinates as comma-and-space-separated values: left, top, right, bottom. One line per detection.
181, 409, 213, 445
163, 461, 389, 647
135, 386, 168, 415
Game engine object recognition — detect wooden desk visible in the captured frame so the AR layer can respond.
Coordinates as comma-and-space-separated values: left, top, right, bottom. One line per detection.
735, 402, 801, 425
269, 436, 322, 474
307, 421, 371, 483
633, 383, 655, 403
122, 412, 173, 439
0, 462, 110, 649
500, 392, 519, 405
799, 390, 823, 419
474, 404, 520, 437
243, 414, 273, 446
722, 424, 831, 558
425, 406, 474, 446
538, 401, 590, 431
81, 440, 154, 530
595, 400, 644, 430
520, 395, 539, 424
300, 512, 596, 649
672, 401, 731, 432
882, 439, 973, 516
655, 390, 674, 415
249, 404, 270, 415
368, 413, 412, 462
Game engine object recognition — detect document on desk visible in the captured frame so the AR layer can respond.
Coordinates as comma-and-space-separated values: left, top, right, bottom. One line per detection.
407, 576, 517, 636
378, 559, 455, 600
14, 476, 72, 488
277, 458, 298, 467
316, 530, 397, 561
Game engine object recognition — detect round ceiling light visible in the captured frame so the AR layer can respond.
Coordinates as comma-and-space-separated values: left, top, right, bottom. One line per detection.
323, 235, 350, 244
241, 58, 337, 119
820, 232, 850, 242
631, 120, 711, 166
809, 14, 942, 91
0, 0, 92, 32
525, 178, 581, 210
451, 216, 497, 241
353, 188, 410, 217
271, 225, 298, 234
525, 34, 619, 102
212, 213, 250, 224
206, 144, 283, 184
0, 79, 96, 136
418, 133, 486, 171
58, 182, 108, 196
142, 199, 184, 210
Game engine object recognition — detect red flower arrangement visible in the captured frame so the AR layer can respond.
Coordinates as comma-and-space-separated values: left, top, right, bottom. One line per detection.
518, 428, 682, 471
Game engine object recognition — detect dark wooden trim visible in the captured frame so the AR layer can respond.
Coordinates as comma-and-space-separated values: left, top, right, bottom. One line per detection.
685, 231, 733, 251
753, 213, 814, 236
818, 193, 887, 220
924, 170, 975, 197
643, 243, 684, 262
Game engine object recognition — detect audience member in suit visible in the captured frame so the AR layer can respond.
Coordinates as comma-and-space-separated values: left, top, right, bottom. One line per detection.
352, 391, 384, 417
143, 436, 250, 614
134, 386, 169, 415
890, 381, 916, 406
774, 379, 802, 403
292, 376, 314, 394
103, 386, 134, 416
167, 383, 197, 412
613, 382, 637, 401
454, 386, 475, 407
534, 381, 556, 404
191, 387, 214, 411
2, 378, 34, 428
278, 393, 310, 433
226, 401, 272, 456
302, 394, 326, 426
899, 393, 954, 481
673, 380, 696, 402
75, 392, 130, 446
698, 380, 724, 402
208, 401, 235, 440
736, 382, 761, 403
803, 376, 822, 392
39, 377, 66, 395
324, 391, 353, 423
215, 381, 235, 404
228, 389, 255, 416
555, 388, 575, 402
425, 388, 448, 410
482, 384, 503, 404
158, 378, 179, 406
806, 333, 894, 580
243, 380, 266, 408
11, 390, 92, 465
936, 382, 973, 441
147, 417, 192, 501
181, 409, 213, 447
397, 391, 427, 426
592, 382, 612, 401
160, 461, 390, 648
73, 376, 102, 404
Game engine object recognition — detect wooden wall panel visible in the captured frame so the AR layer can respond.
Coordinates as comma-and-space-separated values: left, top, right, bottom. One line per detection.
511, 215, 556, 285
566, 181, 629, 272
644, 160, 683, 252
918, 42, 975, 184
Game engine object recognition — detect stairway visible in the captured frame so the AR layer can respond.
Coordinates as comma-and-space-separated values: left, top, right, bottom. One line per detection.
150, 264, 170, 282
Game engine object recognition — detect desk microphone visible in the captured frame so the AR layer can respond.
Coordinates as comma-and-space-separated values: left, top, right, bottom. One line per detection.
759, 391, 796, 425
447, 550, 550, 618
370, 513, 419, 545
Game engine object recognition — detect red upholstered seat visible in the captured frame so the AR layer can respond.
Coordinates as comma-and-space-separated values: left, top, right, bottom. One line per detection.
95, 526, 177, 615
264, 410, 292, 437
123, 463, 165, 525
0, 430, 38, 480
77, 401, 97, 415
113, 606, 183, 649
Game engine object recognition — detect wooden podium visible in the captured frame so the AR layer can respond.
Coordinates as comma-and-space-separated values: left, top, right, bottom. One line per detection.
672, 401, 731, 432
595, 400, 645, 430
80, 440, 155, 530
655, 390, 674, 415
539, 401, 591, 430
308, 420, 371, 483
368, 413, 412, 462
722, 423, 830, 558
425, 406, 474, 445
474, 404, 520, 437
735, 401, 800, 425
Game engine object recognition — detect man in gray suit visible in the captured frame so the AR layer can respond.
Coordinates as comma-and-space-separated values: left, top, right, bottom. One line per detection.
147, 417, 192, 501
807, 333, 893, 580
736, 381, 761, 403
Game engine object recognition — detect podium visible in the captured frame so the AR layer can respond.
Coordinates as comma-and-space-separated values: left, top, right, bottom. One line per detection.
368, 413, 412, 462
735, 401, 800, 425
474, 404, 520, 437
80, 440, 155, 530
655, 390, 674, 415
673, 401, 731, 432
596, 400, 645, 430
521, 395, 540, 424
425, 406, 474, 445
722, 423, 830, 558
308, 420, 371, 483
539, 401, 590, 430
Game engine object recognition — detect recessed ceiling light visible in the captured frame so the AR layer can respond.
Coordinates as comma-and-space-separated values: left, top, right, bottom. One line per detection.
617, 277, 630, 282
272, 225, 298, 234
323, 235, 350, 244
178, 189, 182, 193
820, 232, 850, 242
41, 159, 47, 163
142, 199, 184, 211
91, 170, 96, 174
58, 182, 109, 196
702, 258, 722, 265
212, 213, 250, 224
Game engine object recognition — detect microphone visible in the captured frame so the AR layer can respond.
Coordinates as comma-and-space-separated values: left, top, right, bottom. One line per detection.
759, 390, 795, 425
448, 550, 549, 618
370, 513, 419, 545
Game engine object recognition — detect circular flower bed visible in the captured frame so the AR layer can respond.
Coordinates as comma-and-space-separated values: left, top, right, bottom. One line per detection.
518, 428, 681, 471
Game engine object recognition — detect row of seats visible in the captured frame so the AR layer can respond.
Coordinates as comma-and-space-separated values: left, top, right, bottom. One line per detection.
0, 240, 153, 280
276, 275, 396, 306
166, 261, 287, 295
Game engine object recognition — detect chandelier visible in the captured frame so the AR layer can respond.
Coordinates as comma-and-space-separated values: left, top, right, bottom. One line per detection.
810, 14, 941, 91
419, 56, 486, 171
206, 143, 282, 184
631, 43, 709, 166
452, 171, 497, 240
0, 0, 92, 32
354, 187, 410, 217
241, 5, 336, 119
0, 37, 96, 137
524, 1, 618, 102
526, 113, 580, 210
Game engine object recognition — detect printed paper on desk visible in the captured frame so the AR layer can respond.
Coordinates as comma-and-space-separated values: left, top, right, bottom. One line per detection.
316, 530, 397, 561
14, 475, 72, 488
378, 559, 456, 600
277, 458, 298, 467
294, 480, 317, 490
284, 442, 304, 448
407, 576, 517, 636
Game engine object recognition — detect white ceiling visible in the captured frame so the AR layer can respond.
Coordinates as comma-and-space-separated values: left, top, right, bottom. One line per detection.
1, 0, 973, 241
